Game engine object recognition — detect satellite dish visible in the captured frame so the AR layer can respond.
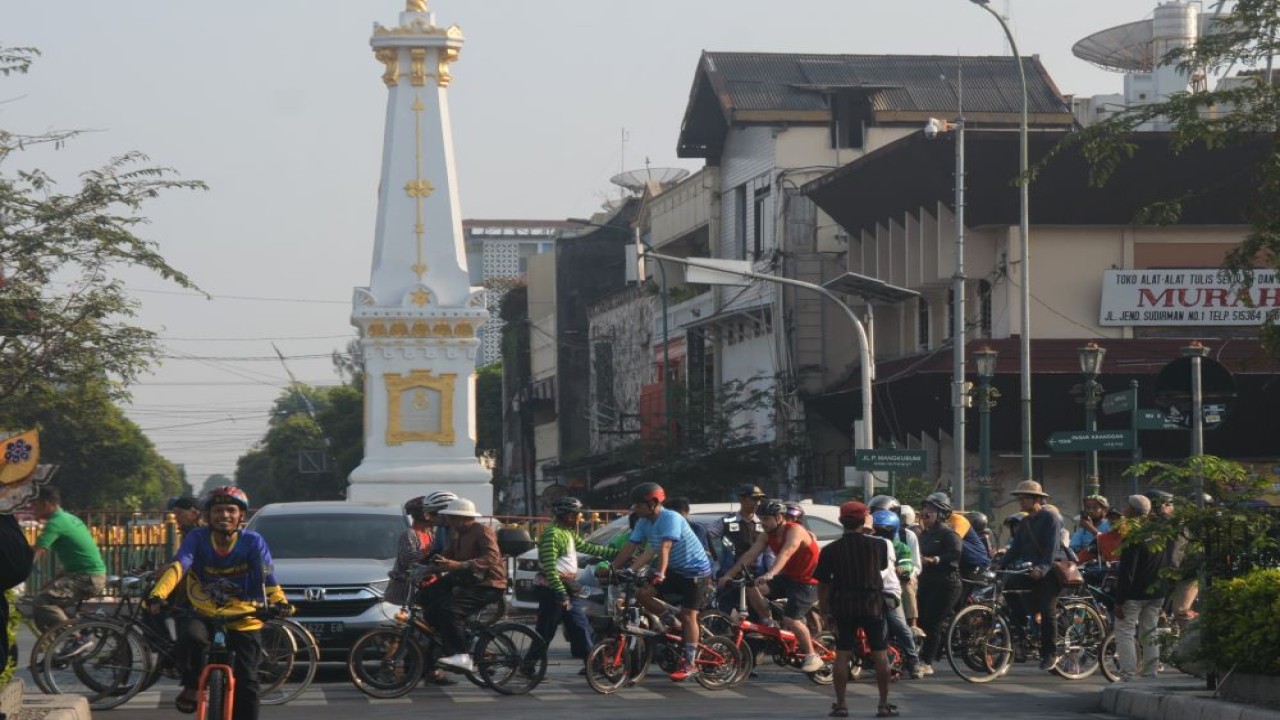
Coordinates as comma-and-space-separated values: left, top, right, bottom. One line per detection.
610, 167, 690, 195
1072, 19, 1156, 73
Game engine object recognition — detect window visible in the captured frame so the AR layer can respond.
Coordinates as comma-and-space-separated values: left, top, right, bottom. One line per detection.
734, 185, 748, 260
830, 91, 870, 150
918, 298, 930, 351
753, 186, 771, 259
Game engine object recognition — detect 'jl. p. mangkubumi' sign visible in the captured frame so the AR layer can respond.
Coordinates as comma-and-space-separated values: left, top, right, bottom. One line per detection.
1100, 269, 1280, 326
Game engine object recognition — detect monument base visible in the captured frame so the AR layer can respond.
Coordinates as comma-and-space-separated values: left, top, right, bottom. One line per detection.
347, 457, 493, 514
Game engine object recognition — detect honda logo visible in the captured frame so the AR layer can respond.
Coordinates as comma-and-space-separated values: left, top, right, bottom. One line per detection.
303, 587, 326, 602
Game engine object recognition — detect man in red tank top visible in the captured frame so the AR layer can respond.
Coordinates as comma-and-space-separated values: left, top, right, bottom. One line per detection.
717, 498, 822, 673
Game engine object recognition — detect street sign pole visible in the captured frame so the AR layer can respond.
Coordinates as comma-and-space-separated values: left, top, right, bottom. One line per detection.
1128, 379, 1142, 494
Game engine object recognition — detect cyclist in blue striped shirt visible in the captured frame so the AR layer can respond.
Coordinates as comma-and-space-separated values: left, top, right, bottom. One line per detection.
612, 483, 712, 681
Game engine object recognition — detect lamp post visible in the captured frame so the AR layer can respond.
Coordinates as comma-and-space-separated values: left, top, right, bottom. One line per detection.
1078, 341, 1106, 498
970, 0, 1033, 481
973, 345, 999, 516
1182, 340, 1209, 508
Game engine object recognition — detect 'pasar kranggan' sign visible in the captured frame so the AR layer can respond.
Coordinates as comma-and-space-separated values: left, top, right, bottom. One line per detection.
1100, 269, 1280, 326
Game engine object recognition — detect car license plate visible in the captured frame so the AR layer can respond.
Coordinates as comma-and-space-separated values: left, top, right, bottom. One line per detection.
516, 579, 535, 590
301, 621, 344, 637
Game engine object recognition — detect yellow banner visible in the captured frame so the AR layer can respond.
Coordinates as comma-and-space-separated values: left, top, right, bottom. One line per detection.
0, 429, 40, 485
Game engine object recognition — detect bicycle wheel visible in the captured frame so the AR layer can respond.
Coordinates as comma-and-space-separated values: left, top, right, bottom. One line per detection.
475, 622, 545, 695
727, 633, 754, 687
585, 637, 631, 694
807, 632, 837, 686
626, 633, 653, 685
693, 634, 741, 690
1099, 633, 1122, 682
946, 606, 1012, 683
347, 627, 425, 699
259, 618, 318, 705
1053, 601, 1107, 680
28, 622, 66, 694
41, 620, 151, 710
204, 666, 229, 720
698, 609, 736, 638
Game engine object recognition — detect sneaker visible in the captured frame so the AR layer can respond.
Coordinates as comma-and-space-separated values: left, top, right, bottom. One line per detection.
1039, 654, 1060, 672
909, 666, 925, 679
668, 661, 694, 682
437, 653, 475, 673
799, 653, 824, 673
919, 663, 934, 676
910, 626, 926, 640
57, 633, 95, 660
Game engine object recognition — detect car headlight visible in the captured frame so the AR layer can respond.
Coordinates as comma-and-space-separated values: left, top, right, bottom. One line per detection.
368, 579, 390, 596
516, 559, 540, 572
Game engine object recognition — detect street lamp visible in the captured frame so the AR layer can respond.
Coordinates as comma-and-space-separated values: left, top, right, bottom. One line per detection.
1182, 340, 1209, 508
973, 345, 999, 516
1077, 341, 1106, 498
970, 0, 1033, 481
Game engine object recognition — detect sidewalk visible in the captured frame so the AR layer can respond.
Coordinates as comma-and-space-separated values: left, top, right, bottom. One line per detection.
0, 679, 90, 720
1100, 676, 1280, 720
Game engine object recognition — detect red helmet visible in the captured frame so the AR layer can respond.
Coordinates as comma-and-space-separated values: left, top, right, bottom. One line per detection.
204, 486, 249, 512
630, 482, 665, 504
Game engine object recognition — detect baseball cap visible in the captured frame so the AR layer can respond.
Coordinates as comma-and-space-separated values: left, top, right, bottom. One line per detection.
167, 496, 199, 511
839, 501, 869, 523
736, 484, 765, 498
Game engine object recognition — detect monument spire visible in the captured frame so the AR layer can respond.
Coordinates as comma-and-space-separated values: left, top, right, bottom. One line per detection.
349, 2, 491, 511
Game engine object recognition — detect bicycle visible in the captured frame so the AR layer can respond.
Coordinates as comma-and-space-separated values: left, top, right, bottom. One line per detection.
347, 597, 545, 697
34, 570, 319, 709
184, 607, 284, 720
583, 568, 741, 694
944, 564, 1108, 683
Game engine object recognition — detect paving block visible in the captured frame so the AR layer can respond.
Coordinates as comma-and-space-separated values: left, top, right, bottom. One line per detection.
0, 678, 24, 716
20, 692, 91, 720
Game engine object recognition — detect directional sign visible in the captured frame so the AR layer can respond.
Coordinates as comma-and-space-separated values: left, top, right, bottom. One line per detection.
1046, 430, 1134, 452
855, 449, 927, 473
1136, 408, 1168, 430
1102, 390, 1135, 415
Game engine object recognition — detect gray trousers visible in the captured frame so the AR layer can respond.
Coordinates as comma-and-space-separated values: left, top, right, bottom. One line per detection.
33, 573, 106, 632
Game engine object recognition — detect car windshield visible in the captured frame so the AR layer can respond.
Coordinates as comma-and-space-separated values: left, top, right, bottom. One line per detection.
250, 513, 404, 560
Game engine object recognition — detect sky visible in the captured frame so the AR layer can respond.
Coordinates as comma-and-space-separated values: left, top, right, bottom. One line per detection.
1, 0, 1179, 486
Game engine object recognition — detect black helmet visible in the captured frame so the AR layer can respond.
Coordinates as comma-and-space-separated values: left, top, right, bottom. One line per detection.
403, 496, 426, 516
759, 499, 787, 517
552, 497, 584, 516
923, 492, 953, 516
1187, 492, 1214, 506
1145, 489, 1174, 504
868, 495, 901, 513
630, 482, 665, 504
967, 511, 989, 533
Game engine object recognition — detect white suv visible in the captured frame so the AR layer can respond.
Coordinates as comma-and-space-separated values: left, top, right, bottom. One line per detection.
510, 501, 845, 611
245, 501, 407, 660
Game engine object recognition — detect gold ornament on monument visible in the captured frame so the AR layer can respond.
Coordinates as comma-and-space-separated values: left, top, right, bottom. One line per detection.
406, 0, 429, 12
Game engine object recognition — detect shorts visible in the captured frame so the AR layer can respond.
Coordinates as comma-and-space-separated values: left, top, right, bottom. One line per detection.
834, 614, 888, 652
766, 576, 818, 620
656, 571, 712, 610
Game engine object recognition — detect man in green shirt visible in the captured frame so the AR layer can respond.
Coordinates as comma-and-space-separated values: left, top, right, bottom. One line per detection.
31, 486, 107, 632
535, 497, 616, 669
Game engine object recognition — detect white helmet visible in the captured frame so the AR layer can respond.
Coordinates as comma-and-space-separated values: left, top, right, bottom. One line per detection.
422, 491, 459, 514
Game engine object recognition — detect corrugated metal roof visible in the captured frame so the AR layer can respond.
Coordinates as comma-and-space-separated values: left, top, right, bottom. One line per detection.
704, 52, 1068, 115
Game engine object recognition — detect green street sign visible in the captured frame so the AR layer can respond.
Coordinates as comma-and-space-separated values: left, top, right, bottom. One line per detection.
1102, 390, 1135, 415
855, 449, 927, 473
1136, 408, 1167, 430
1046, 430, 1134, 452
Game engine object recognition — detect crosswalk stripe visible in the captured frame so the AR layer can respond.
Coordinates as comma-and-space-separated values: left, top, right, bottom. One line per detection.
762, 683, 824, 696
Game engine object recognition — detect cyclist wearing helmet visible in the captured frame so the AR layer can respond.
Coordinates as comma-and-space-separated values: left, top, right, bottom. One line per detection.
885, 501, 924, 639
915, 495, 962, 675
717, 499, 824, 673
612, 483, 713, 681
387, 495, 456, 686
147, 486, 290, 718
870, 510, 923, 679
421, 490, 459, 554
535, 496, 617, 671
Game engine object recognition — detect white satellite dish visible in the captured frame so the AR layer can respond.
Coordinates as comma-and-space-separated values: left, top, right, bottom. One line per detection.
610, 167, 690, 195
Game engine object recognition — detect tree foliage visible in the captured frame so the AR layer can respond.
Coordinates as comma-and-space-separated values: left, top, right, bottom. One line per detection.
5, 381, 185, 510
1, 46, 205, 410
475, 361, 503, 469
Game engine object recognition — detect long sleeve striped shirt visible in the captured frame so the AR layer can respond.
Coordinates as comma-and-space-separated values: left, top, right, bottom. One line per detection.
537, 524, 616, 600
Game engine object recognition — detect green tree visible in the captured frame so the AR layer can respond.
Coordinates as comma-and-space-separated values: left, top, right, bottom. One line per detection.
475, 361, 503, 469
1, 47, 204, 411
13, 382, 184, 510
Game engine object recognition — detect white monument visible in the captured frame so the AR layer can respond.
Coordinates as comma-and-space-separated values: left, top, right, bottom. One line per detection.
348, 0, 492, 512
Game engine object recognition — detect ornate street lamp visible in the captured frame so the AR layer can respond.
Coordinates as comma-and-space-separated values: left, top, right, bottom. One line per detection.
1078, 341, 1106, 497
973, 346, 999, 516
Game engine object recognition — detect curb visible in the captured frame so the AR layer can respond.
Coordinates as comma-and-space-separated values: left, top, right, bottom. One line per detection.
1101, 682, 1280, 720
